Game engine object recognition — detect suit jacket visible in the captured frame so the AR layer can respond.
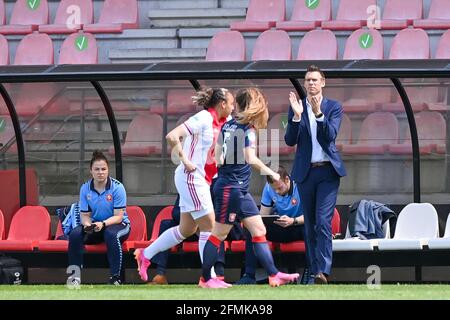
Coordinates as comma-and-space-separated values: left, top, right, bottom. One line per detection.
284, 97, 346, 183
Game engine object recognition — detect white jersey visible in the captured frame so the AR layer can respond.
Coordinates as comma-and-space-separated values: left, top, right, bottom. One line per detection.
175, 109, 215, 180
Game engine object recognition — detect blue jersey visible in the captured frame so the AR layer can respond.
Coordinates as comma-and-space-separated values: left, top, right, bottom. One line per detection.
79, 177, 130, 224
217, 119, 256, 190
260, 179, 302, 218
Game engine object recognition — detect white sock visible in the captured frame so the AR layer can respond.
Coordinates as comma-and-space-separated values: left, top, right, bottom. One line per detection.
199, 231, 216, 278
143, 226, 185, 260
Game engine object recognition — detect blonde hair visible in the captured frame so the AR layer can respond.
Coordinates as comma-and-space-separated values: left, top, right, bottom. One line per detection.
192, 87, 230, 110
235, 87, 269, 130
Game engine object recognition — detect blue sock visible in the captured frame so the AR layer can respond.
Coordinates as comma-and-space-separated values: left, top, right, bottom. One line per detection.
252, 236, 278, 276
214, 242, 226, 277
244, 231, 257, 278
201, 235, 221, 281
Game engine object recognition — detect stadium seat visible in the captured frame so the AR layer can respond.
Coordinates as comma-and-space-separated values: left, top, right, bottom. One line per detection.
36, 221, 68, 252
129, 206, 178, 252
252, 30, 291, 61
321, 0, 375, 30
150, 89, 197, 115
389, 28, 430, 59
428, 213, 450, 249
382, 86, 439, 113
109, 113, 163, 157
388, 111, 446, 155
0, 206, 51, 251
261, 113, 295, 155
333, 220, 391, 251
414, 0, 450, 29
58, 32, 98, 64
0, 209, 5, 240
342, 112, 399, 154
205, 31, 245, 61
230, 0, 285, 32
379, 0, 422, 29
377, 203, 439, 250
279, 208, 341, 252
14, 33, 53, 65
276, 0, 331, 31
83, 0, 138, 33
435, 29, 450, 59
296, 30, 337, 60
336, 113, 351, 151
0, 0, 49, 35
343, 28, 383, 60
230, 240, 275, 252
85, 205, 147, 253
0, 0, 4, 26
0, 34, 7, 65
39, 0, 93, 34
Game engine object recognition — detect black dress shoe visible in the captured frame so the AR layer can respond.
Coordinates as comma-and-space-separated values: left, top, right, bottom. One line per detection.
314, 273, 328, 285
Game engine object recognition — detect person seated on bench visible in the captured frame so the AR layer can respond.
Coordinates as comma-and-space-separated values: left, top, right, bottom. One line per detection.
235, 165, 307, 285
68, 150, 130, 285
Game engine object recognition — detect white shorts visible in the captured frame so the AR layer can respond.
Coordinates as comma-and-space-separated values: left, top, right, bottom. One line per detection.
174, 169, 214, 220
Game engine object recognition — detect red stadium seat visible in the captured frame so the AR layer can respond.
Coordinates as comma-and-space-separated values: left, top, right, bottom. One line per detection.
252, 30, 291, 61
414, 0, 450, 29
0, 34, 8, 65
109, 113, 163, 157
276, 0, 331, 31
83, 0, 138, 33
279, 208, 341, 252
321, 0, 376, 30
336, 114, 352, 151
131, 206, 178, 252
382, 86, 443, 113
230, 240, 275, 252
58, 32, 98, 64
0, 209, 5, 240
342, 112, 399, 154
0, 0, 5, 26
0, 169, 39, 236
0, 0, 49, 35
39, 0, 93, 34
14, 33, 53, 65
230, 0, 285, 32
388, 112, 446, 155
435, 29, 450, 59
37, 222, 68, 252
296, 30, 337, 60
343, 28, 383, 60
389, 28, 430, 59
151, 89, 197, 115
379, 0, 422, 30
206, 31, 245, 61
0, 206, 51, 251
261, 113, 295, 155
182, 241, 228, 252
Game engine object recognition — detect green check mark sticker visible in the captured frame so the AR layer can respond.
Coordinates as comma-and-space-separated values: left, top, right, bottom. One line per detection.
305, 0, 320, 10
280, 114, 288, 130
0, 118, 5, 133
27, 0, 40, 10
359, 33, 373, 49
75, 35, 88, 51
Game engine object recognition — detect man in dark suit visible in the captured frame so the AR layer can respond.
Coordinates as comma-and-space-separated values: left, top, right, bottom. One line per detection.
284, 65, 346, 284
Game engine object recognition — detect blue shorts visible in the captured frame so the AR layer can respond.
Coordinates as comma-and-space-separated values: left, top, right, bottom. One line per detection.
213, 181, 259, 225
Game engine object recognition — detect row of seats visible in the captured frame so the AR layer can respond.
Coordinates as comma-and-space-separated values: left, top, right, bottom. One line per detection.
0, 32, 97, 66
206, 28, 450, 61
111, 110, 447, 157
0, 0, 138, 35
333, 203, 450, 251
231, 0, 450, 32
0, 205, 340, 254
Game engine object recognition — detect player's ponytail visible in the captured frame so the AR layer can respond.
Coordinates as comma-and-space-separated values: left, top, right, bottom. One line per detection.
192, 87, 230, 110
235, 87, 269, 130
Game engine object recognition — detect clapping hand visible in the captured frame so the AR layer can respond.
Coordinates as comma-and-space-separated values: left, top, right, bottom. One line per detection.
289, 92, 303, 119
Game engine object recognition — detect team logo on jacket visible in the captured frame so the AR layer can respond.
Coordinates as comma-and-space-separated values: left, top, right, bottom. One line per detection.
106, 194, 113, 202
228, 213, 236, 223
292, 198, 297, 205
